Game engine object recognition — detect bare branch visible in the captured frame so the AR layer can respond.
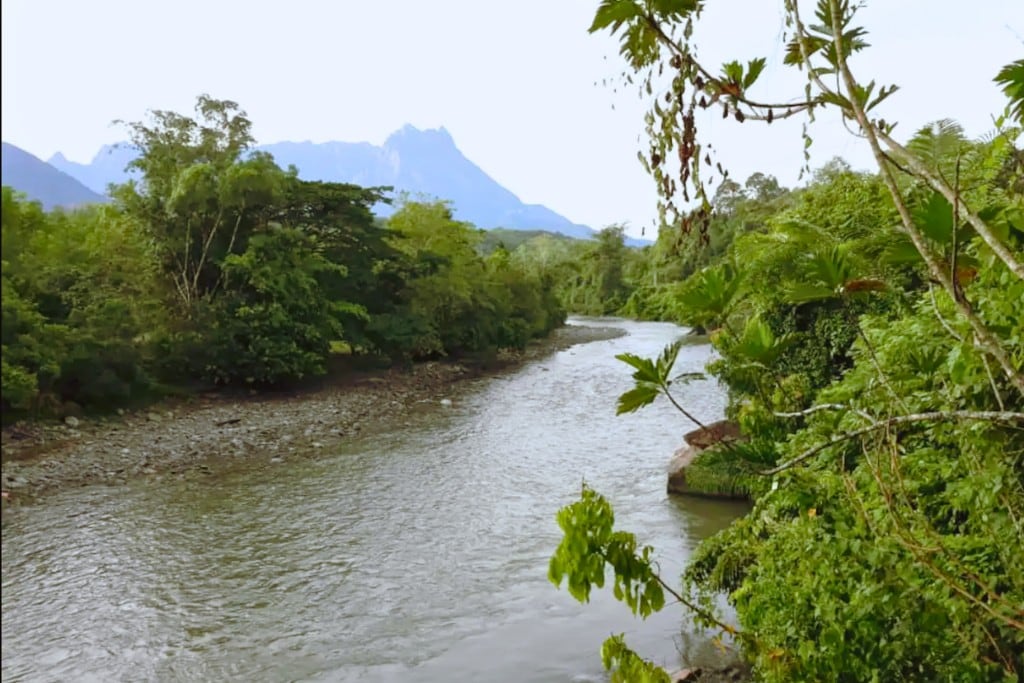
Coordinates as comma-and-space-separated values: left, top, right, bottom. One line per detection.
775, 403, 874, 422
643, 14, 820, 114
761, 410, 1024, 476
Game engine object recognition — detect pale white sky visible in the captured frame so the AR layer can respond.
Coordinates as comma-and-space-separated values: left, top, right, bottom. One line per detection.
2, 1, 1021, 237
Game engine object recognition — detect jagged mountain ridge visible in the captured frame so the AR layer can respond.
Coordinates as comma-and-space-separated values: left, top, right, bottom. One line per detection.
45, 125, 601, 239
1, 142, 107, 210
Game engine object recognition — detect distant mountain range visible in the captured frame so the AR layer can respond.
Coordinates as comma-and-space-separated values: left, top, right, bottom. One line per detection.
4, 126, 651, 244
1, 142, 107, 210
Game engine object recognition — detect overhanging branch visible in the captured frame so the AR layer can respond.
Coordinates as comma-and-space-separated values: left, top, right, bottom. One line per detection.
761, 410, 1024, 476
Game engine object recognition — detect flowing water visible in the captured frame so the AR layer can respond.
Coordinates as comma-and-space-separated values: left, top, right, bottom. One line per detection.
1, 318, 748, 683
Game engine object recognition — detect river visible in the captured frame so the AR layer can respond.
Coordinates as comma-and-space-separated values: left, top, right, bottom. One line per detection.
1, 318, 747, 682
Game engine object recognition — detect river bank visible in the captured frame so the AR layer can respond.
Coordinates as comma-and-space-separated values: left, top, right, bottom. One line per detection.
1, 323, 626, 504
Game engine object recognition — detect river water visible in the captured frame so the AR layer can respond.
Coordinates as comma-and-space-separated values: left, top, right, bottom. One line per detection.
1, 318, 747, 683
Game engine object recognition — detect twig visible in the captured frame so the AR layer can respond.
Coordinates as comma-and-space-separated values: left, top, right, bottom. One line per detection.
928, 284, 964, 342
981, 354, 1007, 412
775, 403, 873, 422
642, 14, 819, 116
762, 410, 1024, 476
651, 565, 744, 638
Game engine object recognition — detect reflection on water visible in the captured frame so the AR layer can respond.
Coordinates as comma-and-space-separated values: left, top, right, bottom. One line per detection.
1, 318, 747, 682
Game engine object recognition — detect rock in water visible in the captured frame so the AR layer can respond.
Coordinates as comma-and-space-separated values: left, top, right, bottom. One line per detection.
667, 419, 746, 499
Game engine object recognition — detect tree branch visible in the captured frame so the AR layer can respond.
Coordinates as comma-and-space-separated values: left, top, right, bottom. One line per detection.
877, 129, 1024, 281
775, 403, 873, 422
643, 13, 819, 115
761, 410, 1024, 476
824, 0, 1024, 396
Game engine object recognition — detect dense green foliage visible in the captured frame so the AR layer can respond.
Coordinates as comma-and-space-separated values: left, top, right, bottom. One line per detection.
1, 97, 566, 416
551, 1, 1024, 681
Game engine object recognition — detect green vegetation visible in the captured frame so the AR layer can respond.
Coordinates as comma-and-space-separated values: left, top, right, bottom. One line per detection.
550, 1, 1024, 681
1, 97, 566, 417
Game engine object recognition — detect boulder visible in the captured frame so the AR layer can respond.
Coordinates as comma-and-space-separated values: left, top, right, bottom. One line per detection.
667, 444, 699, 494
667, 419, 746, 499
684, 420, 742, 450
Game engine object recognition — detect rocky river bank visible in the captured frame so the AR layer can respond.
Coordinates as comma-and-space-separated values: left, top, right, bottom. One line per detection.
1, 324, 626, 504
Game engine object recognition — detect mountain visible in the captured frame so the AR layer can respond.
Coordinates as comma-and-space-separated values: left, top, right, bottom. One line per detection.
48, 144, 137, 195
260, 126, 597, 239
49, 125, 599, 239
1, 142, 107, 210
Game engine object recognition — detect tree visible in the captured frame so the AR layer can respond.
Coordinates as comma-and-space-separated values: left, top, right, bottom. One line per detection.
1, 190, 164, 412
551, 2, 1024, 680
590, 0, 1022, 391
277, 179, 398, 349
201, 227, 357, 385
115, 95, 287, 314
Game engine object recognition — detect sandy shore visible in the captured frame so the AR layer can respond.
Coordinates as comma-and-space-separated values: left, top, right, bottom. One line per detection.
1, 324, 626, 504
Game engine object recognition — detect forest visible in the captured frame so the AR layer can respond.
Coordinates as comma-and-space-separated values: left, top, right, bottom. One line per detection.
2, 1, 1022, 680
548, 1, 1024, 681
0, 97, 576, 416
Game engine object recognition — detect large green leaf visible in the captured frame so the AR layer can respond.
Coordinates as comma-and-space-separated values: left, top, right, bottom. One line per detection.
615, 352, 660, 385
677, 263, 744, 327
655, 340, 683, 381
995, 59, 1024, 124
589, 0, 642, 33
616, 385, 661, 415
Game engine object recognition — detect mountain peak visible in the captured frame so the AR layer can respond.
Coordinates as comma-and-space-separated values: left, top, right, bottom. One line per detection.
384, 124, 455, 150
2, 141, 108, 210
43, 133, 599, 239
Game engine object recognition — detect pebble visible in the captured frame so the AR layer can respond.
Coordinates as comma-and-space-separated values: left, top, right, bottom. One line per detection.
0, 330, 621, 500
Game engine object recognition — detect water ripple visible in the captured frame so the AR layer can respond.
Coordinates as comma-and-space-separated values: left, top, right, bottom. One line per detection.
2, 319, 745, 682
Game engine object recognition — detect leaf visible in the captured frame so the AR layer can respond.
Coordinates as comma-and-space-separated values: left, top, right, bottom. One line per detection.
721, 60, 744, 86
617, 385, 660, 415
882, 235, 922, 266
786, 282, 835, 304
589, 0, 642, 33
866, 83, 899, 112
994, 59, 1024, 124
912, 191, 955, 244
616, 352, 660, 384
784, 35, 828, 67
744, 57, 767, 89
655, 340, 683, 381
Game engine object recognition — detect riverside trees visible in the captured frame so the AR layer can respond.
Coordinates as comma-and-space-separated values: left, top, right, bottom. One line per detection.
550, 1, 1023, 680
1, 97, 566, 415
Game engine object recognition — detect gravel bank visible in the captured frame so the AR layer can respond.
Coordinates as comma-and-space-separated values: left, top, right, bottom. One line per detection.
1, 324, 626, 504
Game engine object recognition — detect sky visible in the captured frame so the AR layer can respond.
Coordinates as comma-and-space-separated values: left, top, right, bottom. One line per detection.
2, 1, 1022, 238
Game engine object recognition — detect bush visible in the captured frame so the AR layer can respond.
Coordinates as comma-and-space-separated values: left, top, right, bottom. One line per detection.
199, 228, 359, 385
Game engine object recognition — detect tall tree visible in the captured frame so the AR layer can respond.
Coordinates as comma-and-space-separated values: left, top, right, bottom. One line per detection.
114, 95, 287, 313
